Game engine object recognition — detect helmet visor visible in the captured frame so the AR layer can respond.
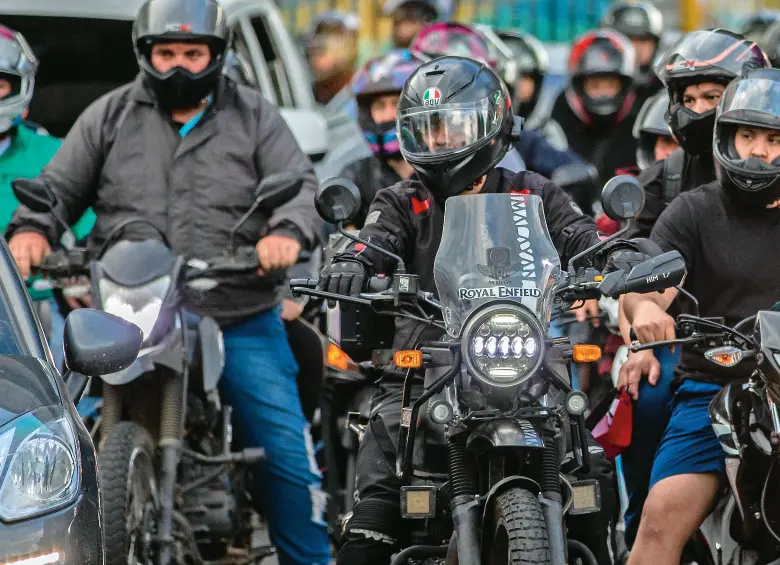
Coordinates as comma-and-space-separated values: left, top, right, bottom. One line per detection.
135, 0, 229, 42
0, 30, 36, 76
398, 95, 506, 158
655, 30, 765, 86
719, 75, 780, 130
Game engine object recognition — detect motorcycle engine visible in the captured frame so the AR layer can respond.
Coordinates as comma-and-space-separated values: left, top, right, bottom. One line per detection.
180, 462, 240, 552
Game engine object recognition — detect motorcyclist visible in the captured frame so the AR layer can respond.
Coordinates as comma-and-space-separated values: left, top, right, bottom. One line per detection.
620, 66, 780, 565
384, 0, 438, 48
325, 56, 649, 565
628, 29, 769, 239
5, 0, 330, 563
0, 26, 95, 367
600, 1, 664, 107
303, 12, 360, 109
633, 90, 678, 171
551, 30, 640, 198
411, 22, 586, 179
759, 19, 780, 67
616, 29, 771, 553
739, 9, 780, 44
495, 29, 568, 150
339, 49, 424, 228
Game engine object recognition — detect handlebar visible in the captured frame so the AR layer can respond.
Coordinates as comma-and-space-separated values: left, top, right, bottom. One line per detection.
629, 314, 757, 354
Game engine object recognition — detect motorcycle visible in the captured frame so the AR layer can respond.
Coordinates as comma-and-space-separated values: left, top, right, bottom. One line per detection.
291, 175, 687, 565
12, 172, 307, 565
630, 299, 780, 565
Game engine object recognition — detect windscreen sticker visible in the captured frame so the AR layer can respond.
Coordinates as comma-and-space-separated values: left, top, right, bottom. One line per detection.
458, 285, 541, 300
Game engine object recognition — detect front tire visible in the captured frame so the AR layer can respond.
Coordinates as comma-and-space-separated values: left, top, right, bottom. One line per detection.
484, 488, 551, 565
99, 421, 158, 565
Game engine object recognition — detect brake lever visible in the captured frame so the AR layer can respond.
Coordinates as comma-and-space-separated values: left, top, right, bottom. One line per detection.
629, 334, 706, 353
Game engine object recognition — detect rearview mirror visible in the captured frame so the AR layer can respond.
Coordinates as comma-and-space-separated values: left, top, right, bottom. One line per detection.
12, 178, 58, 213
601, 175, 645, 221
551, 163, 599, 189
255, 171, 304, 211
316, 177, 362, 224
64, 309, 142, 376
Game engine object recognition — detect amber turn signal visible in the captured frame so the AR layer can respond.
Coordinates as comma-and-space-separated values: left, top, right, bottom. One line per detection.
327, 343, 358, 372
572, 344, 602, 363
394, 350, 423, 368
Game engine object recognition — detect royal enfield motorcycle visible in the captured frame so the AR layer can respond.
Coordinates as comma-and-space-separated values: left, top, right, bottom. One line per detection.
13, 172, 306, 565
631, 300, 780, 565
292, 175, 687, 565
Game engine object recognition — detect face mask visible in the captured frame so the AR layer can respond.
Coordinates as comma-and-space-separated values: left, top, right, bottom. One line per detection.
145, 66, 220, 111
364, 120, 400, 159
669, 105, 716, 157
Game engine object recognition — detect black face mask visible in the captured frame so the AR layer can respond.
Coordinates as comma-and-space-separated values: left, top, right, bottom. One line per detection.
144, 65, 221, 111
668, 105, 716, 157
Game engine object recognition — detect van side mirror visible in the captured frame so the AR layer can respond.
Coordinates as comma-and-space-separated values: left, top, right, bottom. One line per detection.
64, 309, 142, 376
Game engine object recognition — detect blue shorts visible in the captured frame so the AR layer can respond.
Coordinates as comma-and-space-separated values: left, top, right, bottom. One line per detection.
649, 379, 727, 489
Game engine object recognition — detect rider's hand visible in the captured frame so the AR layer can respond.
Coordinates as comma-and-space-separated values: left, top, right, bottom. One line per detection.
632, 300, 676, 344
604, 250, 651, 275
574, 299, 601, 327
281, 298, 304, 321
618, 349, 660, 400
256, 234, 301, 274
319, 260, 366, 307
9, 232, 51, 279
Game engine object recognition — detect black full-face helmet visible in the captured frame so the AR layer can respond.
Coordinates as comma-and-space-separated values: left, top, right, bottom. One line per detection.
495, 30, 548, 119
600, 1, 663, 86
714, 68, 780, 208
655, 29, 769, 157
633, 89, 673, 169
397, 56, 513, 200
133, 0, 231, 110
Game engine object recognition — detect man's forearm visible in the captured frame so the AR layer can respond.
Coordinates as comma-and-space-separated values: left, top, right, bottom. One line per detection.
622, 288, 677, 325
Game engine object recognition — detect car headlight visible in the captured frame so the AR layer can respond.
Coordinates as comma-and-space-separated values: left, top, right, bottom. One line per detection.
99, 276, 171, 341
462, 305, 544, 387
0, 407, 80, 521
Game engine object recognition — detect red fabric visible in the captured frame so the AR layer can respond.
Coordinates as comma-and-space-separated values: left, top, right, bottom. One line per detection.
595, 213, 621, 236
510, 189, 531, 195
591, 390, 633, 460
354, 243, 366, 252
411, 197, 431, 214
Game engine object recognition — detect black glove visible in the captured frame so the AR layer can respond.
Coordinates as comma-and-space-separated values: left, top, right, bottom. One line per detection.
603, 250, 651, 275
319, 260, 366, 306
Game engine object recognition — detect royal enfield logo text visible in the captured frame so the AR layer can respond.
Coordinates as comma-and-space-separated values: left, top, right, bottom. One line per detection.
458, 286, 542, 300
510, 195, 538, 280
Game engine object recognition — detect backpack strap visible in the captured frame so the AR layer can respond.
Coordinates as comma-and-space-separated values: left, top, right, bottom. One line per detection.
662, 148, 686, 206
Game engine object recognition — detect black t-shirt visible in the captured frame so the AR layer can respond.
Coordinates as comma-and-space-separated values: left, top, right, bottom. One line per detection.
651, 182, 780, 383
628, 150, 716, 239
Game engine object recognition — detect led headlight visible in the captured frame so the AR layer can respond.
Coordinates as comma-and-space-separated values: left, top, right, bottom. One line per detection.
99, 275, 171, 341
0, 408, 80, 521
462, 305, 544, 386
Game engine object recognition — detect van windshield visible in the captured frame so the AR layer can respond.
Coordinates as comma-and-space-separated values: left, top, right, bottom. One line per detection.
1, 15, 139, 137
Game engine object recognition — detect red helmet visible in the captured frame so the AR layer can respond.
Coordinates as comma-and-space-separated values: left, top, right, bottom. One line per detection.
566, 30, 637, 126
410, 22, 496, 68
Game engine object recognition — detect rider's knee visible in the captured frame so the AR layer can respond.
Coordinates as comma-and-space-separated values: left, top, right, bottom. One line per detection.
637, 489, 684, 545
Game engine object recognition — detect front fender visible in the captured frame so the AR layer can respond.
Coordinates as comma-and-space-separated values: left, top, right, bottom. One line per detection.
466, 419, 545, 452
481, 475, 541, 524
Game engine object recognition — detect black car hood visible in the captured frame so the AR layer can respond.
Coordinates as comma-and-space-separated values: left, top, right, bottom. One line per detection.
0, 356, 61, 429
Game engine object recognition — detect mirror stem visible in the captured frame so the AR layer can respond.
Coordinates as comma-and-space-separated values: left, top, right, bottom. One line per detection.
337, 224, 406, 272
566, 225, 629, 275
228, 200, 263, 254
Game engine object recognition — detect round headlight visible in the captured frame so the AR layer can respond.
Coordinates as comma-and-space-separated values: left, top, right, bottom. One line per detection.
462, 304, 544, 387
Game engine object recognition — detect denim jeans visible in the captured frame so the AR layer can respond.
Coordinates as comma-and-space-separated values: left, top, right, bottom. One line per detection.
47, 298, 66, 371
219, 308, 330, 565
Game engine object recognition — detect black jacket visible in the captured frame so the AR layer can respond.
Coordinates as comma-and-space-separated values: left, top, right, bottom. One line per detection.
551, 91, 639, 189
628, 149, 716, 239
8, 76, 321, 325
340, 167, 602, 349
339, 156, 403, 228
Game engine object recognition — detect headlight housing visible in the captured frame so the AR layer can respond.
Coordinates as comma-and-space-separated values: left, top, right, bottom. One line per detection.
99, 276, 171, 341
461, 304, 544, 387
0, 407, 80, 521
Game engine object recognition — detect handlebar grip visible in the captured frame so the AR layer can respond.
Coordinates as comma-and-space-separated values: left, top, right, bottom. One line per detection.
289, 278, 318, 288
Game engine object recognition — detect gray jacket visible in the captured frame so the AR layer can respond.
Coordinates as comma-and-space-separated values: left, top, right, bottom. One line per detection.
8, 75, 322, 325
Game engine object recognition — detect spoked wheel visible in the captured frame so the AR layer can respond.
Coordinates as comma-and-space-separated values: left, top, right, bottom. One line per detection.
99, 422, 158, 565
483, 488, 551, 565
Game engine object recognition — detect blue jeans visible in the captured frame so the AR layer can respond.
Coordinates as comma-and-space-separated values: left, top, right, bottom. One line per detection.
219, 308, 330, 565
47, 298, 66, 371
622, 346, 680, 547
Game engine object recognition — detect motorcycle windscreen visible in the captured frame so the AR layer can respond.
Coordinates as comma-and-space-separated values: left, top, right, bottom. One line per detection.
434, 193, 562, 337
